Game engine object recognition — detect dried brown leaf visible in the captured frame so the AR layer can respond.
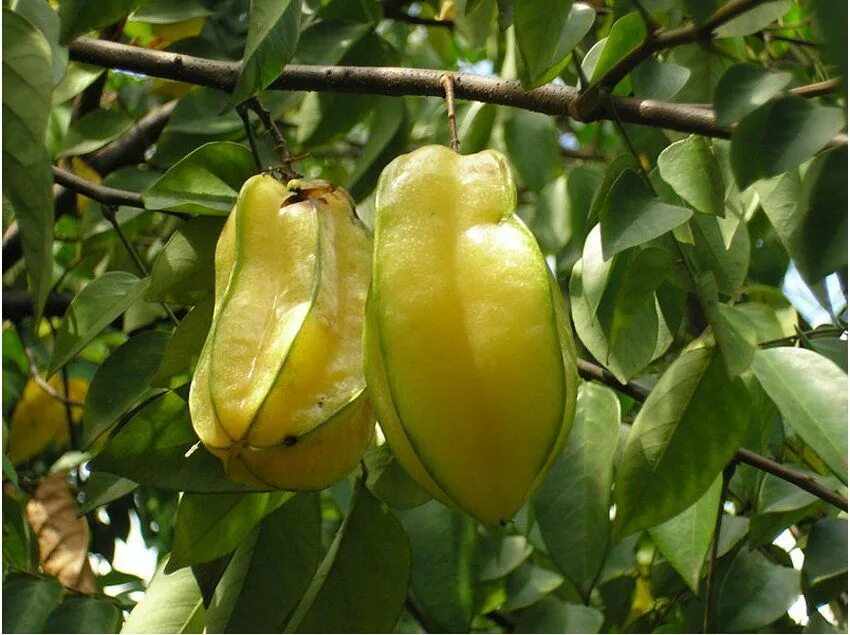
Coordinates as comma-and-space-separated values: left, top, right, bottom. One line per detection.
25, 472, 96, 593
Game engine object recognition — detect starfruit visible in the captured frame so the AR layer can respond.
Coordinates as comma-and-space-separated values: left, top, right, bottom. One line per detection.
189, 174, 373, 490
364, 145, 579, 525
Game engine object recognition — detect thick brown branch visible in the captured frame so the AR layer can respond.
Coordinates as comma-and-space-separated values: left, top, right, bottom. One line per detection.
66, 38, 741, 140
88, 100, 176, 174
578, 359, 848, 512
3, 290, 73, 322
51, 166, 185, 218
52, 166, 145, 209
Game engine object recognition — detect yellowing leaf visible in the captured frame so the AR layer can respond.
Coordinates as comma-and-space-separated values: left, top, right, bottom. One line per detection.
151, 17, 206, 43
9, 376, 87, 465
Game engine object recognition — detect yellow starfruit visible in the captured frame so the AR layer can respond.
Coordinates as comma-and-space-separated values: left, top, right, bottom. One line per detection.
189, 175, 373, 490
364, 145, 579, 524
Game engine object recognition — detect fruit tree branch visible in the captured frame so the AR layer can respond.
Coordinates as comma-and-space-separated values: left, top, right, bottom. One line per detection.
586, 0, 776, 95
65, 37, 835, 144
51, 166, 185, 218
577, 360, 848, 512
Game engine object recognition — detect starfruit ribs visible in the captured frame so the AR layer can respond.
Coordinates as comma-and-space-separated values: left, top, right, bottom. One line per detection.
364, 145, 579, 524
190, 175, 373, 490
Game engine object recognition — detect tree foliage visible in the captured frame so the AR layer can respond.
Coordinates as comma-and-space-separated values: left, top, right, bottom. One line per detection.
2, 0, 847, 633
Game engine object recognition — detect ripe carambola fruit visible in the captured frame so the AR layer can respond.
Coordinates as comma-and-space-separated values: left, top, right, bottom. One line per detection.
189, 174, 373, 490
364, 145, 579, 525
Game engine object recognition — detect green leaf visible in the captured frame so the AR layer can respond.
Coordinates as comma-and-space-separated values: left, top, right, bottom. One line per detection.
57, 108, 134, 157
614, 347, 749, 537
206, 494, 322, 633
347, 98, 407, 200
91, 391, 255, 493
151, 295, 214, 389
514, 597, 604, 634
751, 347, 848, 484
295, 32, 394, 149
648, 476, 721, 594
658, 137, 725, 216
600, 170, 692, 260
590, 12, 646, 85
503, 564, 563, 611
570, 228, 676, 383
632, 58, 690, 101
364, 443, 430, 510
285, 484, 411, 633
13, 0, 67, 86
152, 88, 244, 167
2, 574, 63, 633
143, 142, 257, 216
293, 19, 370, 65
504, 109, 560, 192
454, 0, 495, 49
48, 272, 150, 376
791, 147, 848, 283
128, 0, 213, 23
811, 0, 847, 94
121, 558, 205, 633
515, 1, 595, 87
52, 62, 103, 104
59, 0, 142, 43
717, 549, 800, 632
714, 64, 792, 128
168, 491, 292, 572
802, 518, 847, 607
401, 502, 478, 632
83, 330, 171, 448
686, 212, 750, 296
3, 453, 19, 489
229, 0, 302, 107
697, 273, 758, 376
3, 9, 55, 319
523, 175, 570, 253
458, 102, 497, 154
714, 0, 791, 38
479, 534, 533, 581
730, 95, 844, 189
588, 153, 639, 228
79, 472, 138, 515
710, 302, 758, 376
146, 217, 223, 304
536, 382, 620, 593
44, 596, 122, 633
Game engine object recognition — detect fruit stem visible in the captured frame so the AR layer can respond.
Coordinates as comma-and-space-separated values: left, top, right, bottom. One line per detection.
440, 74, 460, 153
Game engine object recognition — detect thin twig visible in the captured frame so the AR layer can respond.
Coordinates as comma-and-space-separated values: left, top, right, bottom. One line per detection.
704, 464, 734, 632
22, 344, 84, 408
101, 204, 179, 327
790, 78, 840, 98
247, 97, 298, 179
440, 75, 460, 153
766, 33, 822, 48
64, 37, 845, 143
237, 105, 263, 172
735, 448, 847, 511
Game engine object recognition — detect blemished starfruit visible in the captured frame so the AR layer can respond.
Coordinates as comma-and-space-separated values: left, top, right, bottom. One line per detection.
189, 174, 374, 490
364, 145, 579, 525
